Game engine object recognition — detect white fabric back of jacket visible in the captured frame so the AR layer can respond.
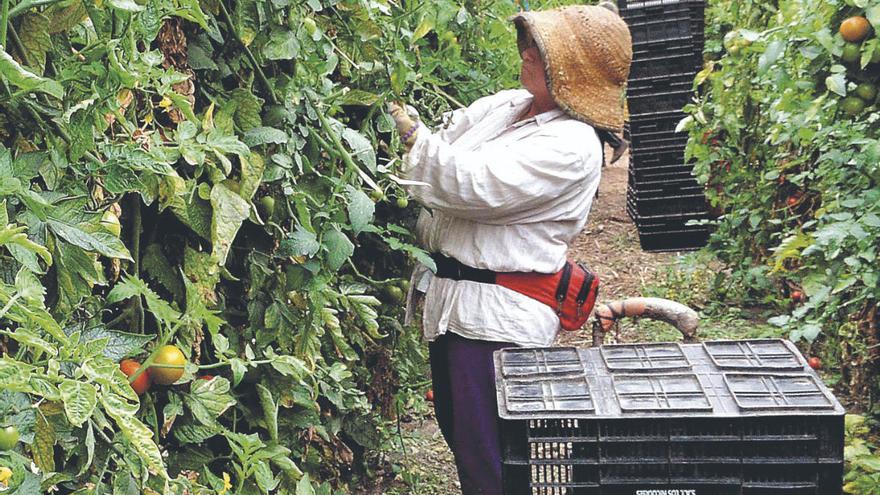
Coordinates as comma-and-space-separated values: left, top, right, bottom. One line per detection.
402, 89, 603, 347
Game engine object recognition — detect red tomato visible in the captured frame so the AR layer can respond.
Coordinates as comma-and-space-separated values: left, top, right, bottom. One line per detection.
198, 375, 214, 381
791, 290, 805, 303
808, 357, 822, 370
425, 390, 434, 402
120, 359, 152, 395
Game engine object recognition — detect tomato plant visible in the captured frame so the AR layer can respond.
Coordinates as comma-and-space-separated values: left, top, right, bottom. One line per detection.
684, 0, 880, 403
0, 0, 582, 492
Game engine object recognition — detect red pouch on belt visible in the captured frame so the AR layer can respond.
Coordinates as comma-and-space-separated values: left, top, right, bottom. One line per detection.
496, 261, 600, 331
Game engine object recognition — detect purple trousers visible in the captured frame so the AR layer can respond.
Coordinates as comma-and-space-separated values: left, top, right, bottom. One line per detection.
429, 332, 516, 495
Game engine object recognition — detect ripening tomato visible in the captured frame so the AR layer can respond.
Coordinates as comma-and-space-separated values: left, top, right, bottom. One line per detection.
840, 16, 871, 43
120, 359, 151, 395
425, 390, 434, 402
149, 345, 187, 385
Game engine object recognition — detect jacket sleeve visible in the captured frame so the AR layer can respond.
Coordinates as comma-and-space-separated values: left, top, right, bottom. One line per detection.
401, 124, 600, 225
434, 90, 515, 144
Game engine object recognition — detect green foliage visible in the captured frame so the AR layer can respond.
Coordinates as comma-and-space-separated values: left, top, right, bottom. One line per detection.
845, 414, 880, 494
0, 0, 584, 492
685, 0, 880, 396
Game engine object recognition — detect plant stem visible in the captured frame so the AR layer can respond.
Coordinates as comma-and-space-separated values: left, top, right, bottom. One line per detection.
8, 24, 32, 67
217, 0, 278, 105
130, 194, 144, 334
197, 359, 272, 370
0, 293, 21, 320
312, 98, 379, 192
8, 0, 64, 19
0, 0, 8, 47
89, 419, 129, 460
105, 307, 134, 329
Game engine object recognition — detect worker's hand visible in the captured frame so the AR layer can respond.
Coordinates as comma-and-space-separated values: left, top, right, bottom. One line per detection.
388, 102, 420, 147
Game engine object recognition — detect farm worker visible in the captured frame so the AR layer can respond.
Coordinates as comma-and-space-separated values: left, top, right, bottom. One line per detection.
388, 4, 631, 495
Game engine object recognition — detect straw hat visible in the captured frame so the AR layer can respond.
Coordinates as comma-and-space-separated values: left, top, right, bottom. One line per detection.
513, 4, 633, 132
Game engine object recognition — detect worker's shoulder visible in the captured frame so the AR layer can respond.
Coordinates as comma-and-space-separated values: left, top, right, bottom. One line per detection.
543, 115, 602, 148
470, 88, 531, 111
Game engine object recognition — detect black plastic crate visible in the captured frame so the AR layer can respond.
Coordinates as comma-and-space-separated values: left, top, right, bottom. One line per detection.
627, 174, 701, 192
629, 166, 696, 185
628, 46, 703, 81
497, 341, 845, 494
629, 214, 711, 236
631, 131, 690, 153
628, 108, 690, 133
637, 227, 711, 251
628, 183, 704, 200
629, 195, 707, 217
628, 73, 698, 102
628, 89, 696, 115
627, 210, 711, 231
630, 143, 689, 169
627, 200, 710, 228
620, 0, 706, 54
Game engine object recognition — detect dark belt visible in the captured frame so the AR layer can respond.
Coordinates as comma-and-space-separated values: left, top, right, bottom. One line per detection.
431, 253, 498, 284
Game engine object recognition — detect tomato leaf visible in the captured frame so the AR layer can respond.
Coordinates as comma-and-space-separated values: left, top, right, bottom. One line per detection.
322, 227, 354, 270
0, 50, 62, 98
184, 377, 235, 427
210, 183, 251, 266
101, 394, 165, 476
59, 380, 97, 427
47, 220, 132, 261
346, 186, 374, 234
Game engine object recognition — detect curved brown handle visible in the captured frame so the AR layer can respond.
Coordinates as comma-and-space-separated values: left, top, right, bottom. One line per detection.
591, 297, 699, 346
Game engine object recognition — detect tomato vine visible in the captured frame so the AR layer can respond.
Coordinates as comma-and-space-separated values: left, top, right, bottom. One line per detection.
686, 0, 880, 400
0, 0, 581, 493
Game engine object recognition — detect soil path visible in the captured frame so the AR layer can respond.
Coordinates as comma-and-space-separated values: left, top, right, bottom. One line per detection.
371, 153, 679, 494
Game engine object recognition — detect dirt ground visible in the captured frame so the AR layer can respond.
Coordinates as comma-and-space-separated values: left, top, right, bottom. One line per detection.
370, 152, 685, 494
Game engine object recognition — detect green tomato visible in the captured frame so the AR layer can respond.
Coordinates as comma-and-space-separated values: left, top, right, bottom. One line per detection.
370, 189, 385, 202
842, 42, 862, 64
841, 96, 867, 116
259, 196, 276, 218
303, 18, 318, 36
383, 286, 405, 304
855, 82, 878, 102
396, 197, 409, 209
0, 426, 19, 451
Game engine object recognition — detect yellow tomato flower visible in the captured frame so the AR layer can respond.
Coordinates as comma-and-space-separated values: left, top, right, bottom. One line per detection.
218, 472, 232, 495
0, 466, 12, 486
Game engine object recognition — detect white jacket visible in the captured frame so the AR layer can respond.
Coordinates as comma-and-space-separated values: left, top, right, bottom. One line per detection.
401, 89, 603, 347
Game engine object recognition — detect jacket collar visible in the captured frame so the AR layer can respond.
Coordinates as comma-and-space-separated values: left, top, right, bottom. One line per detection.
509, 90, 566, 127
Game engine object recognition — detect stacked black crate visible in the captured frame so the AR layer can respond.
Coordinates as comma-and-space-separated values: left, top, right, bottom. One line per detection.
620, 0, 711, 252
